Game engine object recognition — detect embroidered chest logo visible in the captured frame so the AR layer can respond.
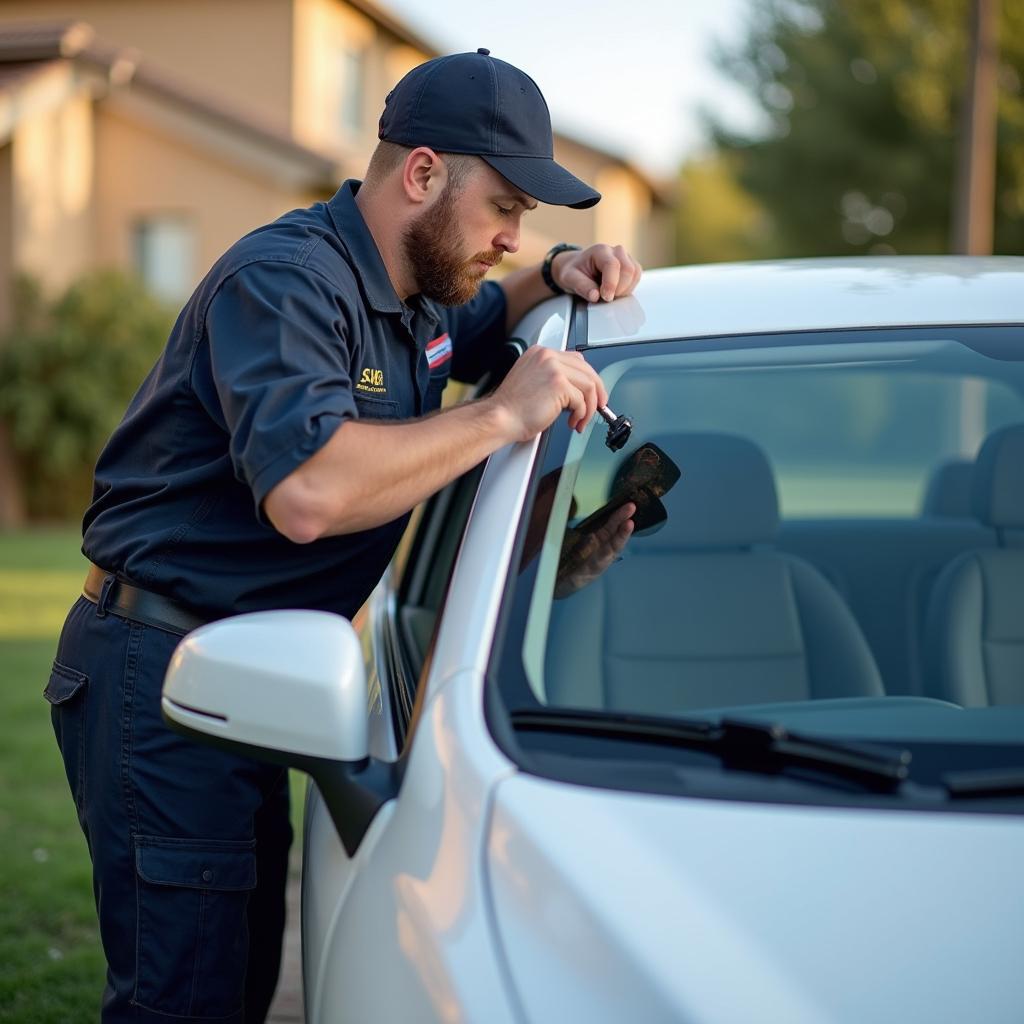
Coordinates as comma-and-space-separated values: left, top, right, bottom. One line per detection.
357, 367, 386, 394
426, 332, 453, 371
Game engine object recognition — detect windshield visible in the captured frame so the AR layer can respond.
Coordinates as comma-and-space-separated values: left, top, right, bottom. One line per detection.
492, 326, 1024, 803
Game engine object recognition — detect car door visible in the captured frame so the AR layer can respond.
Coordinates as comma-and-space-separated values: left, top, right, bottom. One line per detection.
299, 459, 485, 1016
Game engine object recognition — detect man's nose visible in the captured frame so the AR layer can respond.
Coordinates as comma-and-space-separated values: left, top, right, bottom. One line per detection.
494, 224, 520, 255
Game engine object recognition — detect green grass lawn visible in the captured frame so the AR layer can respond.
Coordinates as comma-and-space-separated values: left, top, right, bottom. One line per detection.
0, 529, 102, 1024
0, 532, 306, 1022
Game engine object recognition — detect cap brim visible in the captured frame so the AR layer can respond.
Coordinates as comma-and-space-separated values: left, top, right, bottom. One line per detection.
482, 154, 601, 210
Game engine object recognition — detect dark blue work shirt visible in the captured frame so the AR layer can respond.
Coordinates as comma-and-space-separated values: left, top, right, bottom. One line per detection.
83, 180, 507, 620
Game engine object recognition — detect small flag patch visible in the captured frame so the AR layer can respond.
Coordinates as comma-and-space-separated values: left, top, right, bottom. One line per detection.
426, 332, 453, 370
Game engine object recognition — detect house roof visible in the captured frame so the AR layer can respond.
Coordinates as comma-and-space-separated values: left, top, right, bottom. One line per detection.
0, 17, 665, 203
0, 58, 58, 93
343, 0, 441, 57
330, 5, 668, 201
0, 20, 93, 60
554, 127, 671, 207
0, 21, 338, 188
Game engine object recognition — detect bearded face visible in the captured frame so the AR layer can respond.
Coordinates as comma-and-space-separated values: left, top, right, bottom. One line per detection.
403, 183, 503, 306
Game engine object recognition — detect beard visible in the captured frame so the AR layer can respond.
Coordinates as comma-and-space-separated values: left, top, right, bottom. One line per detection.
403, 186, 502, 306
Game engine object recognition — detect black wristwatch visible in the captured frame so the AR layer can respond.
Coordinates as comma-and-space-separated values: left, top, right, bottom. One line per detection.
541, 243, 581, 295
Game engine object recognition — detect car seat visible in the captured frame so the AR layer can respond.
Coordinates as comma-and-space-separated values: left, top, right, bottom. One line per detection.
923, 424, 1024, 706
544, 432, 884, 713
921, 458, 975, 519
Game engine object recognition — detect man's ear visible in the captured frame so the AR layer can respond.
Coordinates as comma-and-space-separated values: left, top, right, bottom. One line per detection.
402, 147, 446, 205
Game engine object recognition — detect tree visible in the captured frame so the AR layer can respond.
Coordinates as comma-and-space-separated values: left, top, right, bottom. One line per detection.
679, 0, 1024, 259
676, 154, 777, 264
0, 272, 173, 522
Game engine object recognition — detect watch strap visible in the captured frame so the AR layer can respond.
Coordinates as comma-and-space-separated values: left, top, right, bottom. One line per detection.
541, 243, 582, 295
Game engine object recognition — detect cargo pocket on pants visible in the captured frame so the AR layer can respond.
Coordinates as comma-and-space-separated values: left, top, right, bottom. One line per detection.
134, 835, 257, 1020
44, 660, 89, 811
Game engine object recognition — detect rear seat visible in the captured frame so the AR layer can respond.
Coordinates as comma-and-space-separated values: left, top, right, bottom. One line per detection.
777, 519, 997, 696
924, 425, 1024, 706
776, 452, 1017, 697
920, 458, 975, 520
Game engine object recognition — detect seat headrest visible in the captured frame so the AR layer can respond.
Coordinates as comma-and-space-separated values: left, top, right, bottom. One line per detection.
972, 424, 1024, 529
921, 459, 974, 519
643, 432, 779, 548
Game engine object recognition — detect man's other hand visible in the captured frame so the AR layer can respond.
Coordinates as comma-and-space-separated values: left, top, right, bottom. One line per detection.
554, 501, 635, 598
552, 244, 643, 304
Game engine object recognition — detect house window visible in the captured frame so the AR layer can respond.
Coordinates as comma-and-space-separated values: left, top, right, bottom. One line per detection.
337, 46, 366, 138
133, 216, 195, 303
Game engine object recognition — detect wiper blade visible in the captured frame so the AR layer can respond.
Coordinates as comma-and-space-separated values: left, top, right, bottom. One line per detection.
716, 718, 911, 793
944, 767, 1024, 799
511, 708, 911, 793
511, 707, 716, 743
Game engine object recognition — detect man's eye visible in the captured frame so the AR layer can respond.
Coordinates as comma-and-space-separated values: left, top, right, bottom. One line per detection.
496, 205, 513, 216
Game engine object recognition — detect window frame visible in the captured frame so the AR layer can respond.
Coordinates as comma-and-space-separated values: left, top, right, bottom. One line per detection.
335, 44, 367, 139
378, 459, 487, 746
132, 213, 196, 303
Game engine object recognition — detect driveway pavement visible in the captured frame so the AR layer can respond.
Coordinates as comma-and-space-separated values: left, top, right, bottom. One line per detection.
267, 849, 304, 1023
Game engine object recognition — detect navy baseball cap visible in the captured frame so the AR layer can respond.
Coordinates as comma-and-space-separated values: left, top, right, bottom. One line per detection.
378, 49, 601, 210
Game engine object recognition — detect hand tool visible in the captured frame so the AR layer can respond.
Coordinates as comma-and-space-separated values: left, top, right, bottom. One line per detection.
597, 405, 632, 451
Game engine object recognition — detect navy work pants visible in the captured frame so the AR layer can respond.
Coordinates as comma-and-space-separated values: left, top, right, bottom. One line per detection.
46, 595, 293, 1023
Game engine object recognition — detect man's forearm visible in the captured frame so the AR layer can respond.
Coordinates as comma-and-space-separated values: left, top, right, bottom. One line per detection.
264, 398, 515, 542
264, 343, 608, 544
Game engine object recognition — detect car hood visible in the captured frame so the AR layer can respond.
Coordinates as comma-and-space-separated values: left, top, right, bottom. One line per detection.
485, 774, 1024, 1024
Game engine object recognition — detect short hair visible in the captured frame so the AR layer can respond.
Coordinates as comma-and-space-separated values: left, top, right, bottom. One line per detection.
364, 141, 478, 193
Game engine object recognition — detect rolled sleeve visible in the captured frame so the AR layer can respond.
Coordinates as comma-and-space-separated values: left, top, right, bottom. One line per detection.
197, 261, 358, 518
447, 280, 509, 384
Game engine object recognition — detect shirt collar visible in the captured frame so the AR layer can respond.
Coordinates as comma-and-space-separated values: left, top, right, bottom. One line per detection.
410, 294, 442, 327
327, 180, 403, 315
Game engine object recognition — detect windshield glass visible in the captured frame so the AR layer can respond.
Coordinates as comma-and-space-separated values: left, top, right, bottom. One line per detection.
494, 327, 1024, 794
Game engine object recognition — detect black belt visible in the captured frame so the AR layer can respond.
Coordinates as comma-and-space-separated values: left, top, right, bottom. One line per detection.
83, 565, 211, 636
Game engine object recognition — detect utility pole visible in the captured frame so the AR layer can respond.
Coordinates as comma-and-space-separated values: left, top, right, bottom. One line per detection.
952, 0, 999, 254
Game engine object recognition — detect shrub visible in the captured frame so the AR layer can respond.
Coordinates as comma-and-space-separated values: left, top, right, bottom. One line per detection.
0, 271, 174, 521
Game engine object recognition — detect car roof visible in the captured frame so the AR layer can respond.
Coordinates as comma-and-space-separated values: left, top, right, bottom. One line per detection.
585, 256, 1024, 346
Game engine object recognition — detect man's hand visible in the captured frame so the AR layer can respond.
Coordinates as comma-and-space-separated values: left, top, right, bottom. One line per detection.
554, 501, 635, 598
552, 244, 643, 304
500, 242, 643, 330
489, 346, 609, 441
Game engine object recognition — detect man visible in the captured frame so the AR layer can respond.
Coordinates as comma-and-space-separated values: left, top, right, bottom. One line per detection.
45, 49, 640, 1023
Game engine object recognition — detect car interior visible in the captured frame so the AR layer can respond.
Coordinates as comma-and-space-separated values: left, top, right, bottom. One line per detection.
544, 431, 886, 712
533, 336, 1024, 721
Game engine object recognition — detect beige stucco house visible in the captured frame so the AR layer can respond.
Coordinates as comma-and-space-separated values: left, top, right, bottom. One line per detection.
0, 2, 672, 525
0, 0, 672, 316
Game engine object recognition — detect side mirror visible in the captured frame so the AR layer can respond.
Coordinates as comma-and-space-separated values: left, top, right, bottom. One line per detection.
162, 609, 368, 761
161, 610, 399, 855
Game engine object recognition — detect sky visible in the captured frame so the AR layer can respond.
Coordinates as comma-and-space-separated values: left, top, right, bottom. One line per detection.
383, 0, 765, 179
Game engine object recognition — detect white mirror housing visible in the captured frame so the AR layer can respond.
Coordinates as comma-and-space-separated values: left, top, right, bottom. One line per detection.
162, 609, 368, 763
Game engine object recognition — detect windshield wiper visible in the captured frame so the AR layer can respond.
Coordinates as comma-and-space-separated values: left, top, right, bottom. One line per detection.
511, 708, 912, 793
944, 767, 1024, 799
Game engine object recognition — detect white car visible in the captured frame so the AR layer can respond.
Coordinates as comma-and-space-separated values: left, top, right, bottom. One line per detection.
163, 257, 1024, 1024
